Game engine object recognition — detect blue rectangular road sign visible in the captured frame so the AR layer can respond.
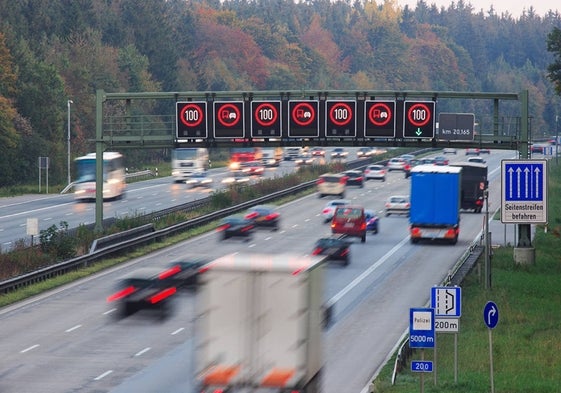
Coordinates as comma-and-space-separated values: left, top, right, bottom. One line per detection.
501, 159, 548, 224
411, 360, 433, 373
431, 286, 461, 318
409, 308, 435, 348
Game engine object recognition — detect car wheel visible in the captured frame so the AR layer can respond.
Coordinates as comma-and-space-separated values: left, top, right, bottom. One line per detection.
343, 258, 349, 266
318, 194, 323, 198
361, 234, 366, 243
385, 212, 390, 217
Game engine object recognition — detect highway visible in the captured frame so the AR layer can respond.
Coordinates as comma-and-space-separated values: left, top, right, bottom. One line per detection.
0, 160, 301, 250
0, 149, 516, 393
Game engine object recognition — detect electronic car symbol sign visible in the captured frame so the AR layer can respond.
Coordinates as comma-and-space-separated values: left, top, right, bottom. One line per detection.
326, 100, 356, 137
176, 101, 208, 138
288, 100, 319, 137
251, 101, 281, 137
365, 100, 395, 137
214, 101, 244, 138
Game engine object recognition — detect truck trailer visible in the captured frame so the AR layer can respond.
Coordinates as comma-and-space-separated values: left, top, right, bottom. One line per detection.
195, 253, 326, 393
450, 162, 488, 213
409, 165, 462, 244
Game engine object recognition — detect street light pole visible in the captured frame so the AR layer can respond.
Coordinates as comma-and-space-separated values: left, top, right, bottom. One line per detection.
67, 99, 73, 186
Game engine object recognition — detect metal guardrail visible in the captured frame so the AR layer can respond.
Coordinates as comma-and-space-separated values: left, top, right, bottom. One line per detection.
0, 149, 435, 294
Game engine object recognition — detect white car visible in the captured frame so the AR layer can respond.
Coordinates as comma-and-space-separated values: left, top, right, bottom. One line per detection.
443, 147, 457, 154
321, 199, 350, 223
364, 164, 386, 181
386, 157, 408, 171
467, 156, 486, 164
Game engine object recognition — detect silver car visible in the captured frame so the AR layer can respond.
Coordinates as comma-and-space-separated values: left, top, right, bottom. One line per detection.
364, 164, 386, 181
385, 195, 410, 216
386, 158, 408, 171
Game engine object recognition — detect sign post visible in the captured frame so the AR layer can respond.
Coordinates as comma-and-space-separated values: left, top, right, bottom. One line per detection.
483, 301, 499, 393
431, 286, 461, 384
410, 308, 435, 393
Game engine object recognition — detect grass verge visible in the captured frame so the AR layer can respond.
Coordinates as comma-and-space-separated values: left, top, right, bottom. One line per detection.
370, 160, 561, 392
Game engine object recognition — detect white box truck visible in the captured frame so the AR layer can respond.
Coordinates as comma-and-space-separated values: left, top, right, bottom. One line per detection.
195, 253, 326, 393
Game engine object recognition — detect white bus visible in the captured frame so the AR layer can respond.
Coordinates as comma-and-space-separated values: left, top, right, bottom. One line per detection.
74, 152, 126, 201
171, 148, 210, 182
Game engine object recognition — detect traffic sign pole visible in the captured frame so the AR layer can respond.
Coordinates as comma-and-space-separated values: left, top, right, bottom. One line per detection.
483, 301, 499, 393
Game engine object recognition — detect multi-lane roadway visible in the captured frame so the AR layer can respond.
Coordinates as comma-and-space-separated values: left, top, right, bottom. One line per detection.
0, 149, 516, 393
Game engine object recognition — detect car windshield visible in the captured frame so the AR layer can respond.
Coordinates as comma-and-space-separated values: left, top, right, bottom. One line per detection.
390, 197, 407, 203
334, 207, 362, 218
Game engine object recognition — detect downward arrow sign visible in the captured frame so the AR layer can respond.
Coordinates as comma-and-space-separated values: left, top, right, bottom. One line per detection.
415, 128, 422, 136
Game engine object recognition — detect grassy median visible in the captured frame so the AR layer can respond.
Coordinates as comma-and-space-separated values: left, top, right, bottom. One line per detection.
370, 160, 561, 392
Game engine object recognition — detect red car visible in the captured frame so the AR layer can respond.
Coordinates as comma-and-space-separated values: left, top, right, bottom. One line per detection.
331, 205, 366, 243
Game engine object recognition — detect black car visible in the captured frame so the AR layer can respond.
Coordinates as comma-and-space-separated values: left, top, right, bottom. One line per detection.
312, 237, 351, 266
216, 215, 255, 240
160, 259, 209, 288
244, 204, 280, 231
342, 170, 364, 187
107, 267, 177, 319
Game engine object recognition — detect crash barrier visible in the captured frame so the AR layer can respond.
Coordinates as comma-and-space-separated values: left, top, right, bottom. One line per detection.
0, 148, 435, 294
387, 241, 485, 387
89, 224, 156, 254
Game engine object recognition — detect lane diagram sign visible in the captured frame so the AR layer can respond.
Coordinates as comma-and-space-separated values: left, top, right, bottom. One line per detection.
501, 159, 548, 224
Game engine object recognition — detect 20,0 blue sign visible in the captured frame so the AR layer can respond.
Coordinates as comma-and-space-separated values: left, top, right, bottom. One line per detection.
411, 360, 433, 373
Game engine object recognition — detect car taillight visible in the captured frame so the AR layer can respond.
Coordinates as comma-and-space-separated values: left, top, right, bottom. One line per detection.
265, 212, 279, 220
107, 286, 136, 302
340, 177, 348, 184
216, 224, 230, 232
341, 248, 350, 257
322, 208, 330, 214
149, 287, 177, 304
360, 222, 366, 230
316, 178, 325, 185
411, 227, 421, 236
312, 247, 322, 255
245, 212, 259, 220
405, 203, 411, 208
159, 265, 181, 280
242, 225, 253, 232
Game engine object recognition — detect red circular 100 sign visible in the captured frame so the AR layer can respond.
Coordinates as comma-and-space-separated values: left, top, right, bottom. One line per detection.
407, 103, 432, 127
254, 103, 278, 127
329, 102, 353, 127
179, 103, 204, 128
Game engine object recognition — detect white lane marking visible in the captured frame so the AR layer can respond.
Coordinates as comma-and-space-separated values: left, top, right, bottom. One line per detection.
65, 324, 82, 333
330, 236, 410, 304
94, 370, 113, 380
103, 308, 116, 315
134, 347, 151, 357
171, 327, 185, 335
20, 344, 40, 353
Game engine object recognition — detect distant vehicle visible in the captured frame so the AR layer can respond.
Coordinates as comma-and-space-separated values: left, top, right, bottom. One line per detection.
342, 170, 364, 188
433, 156, 449, 166
294, 153, 315, 166
404, 159, 423, 179
229, 147, 262, 170
284, 146, 303, 160
467, 156, 486, 164
330, 147, 348, 159
74, 152, 126, 201
364, 164, 386, 181
385, 195, 410, 216
443, 147, 457, 154
356, 147, 373, 158
171, 147, 210, 182
107, 267, 177, 319
409, 165, 462, 244
185, 171, 213, 188
216, 215, 255, 241
365, 210, 380, 234
530, 144, 548, 154
450, 162, 488, 213
387, 157, 408, 171
316, 173, 347, 198
239, 160, 265, 176
331, 205, 367, 242
312, 237, 351, 265
465, 148, 480, 155
261, 147, 283, 167
479, 147, 491, 154
310, 146, 326, 157
244, 204, 280, 231
370, 147, 387, 155
160, 258, 209, 289
321, 199, 350, 222
400, 154, 416, 161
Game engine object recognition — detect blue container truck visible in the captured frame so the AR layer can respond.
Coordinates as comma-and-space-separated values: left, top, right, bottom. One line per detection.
409, 165, 462, 244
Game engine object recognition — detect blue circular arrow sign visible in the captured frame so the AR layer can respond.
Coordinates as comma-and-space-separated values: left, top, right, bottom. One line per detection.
483, 301, 499, 329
